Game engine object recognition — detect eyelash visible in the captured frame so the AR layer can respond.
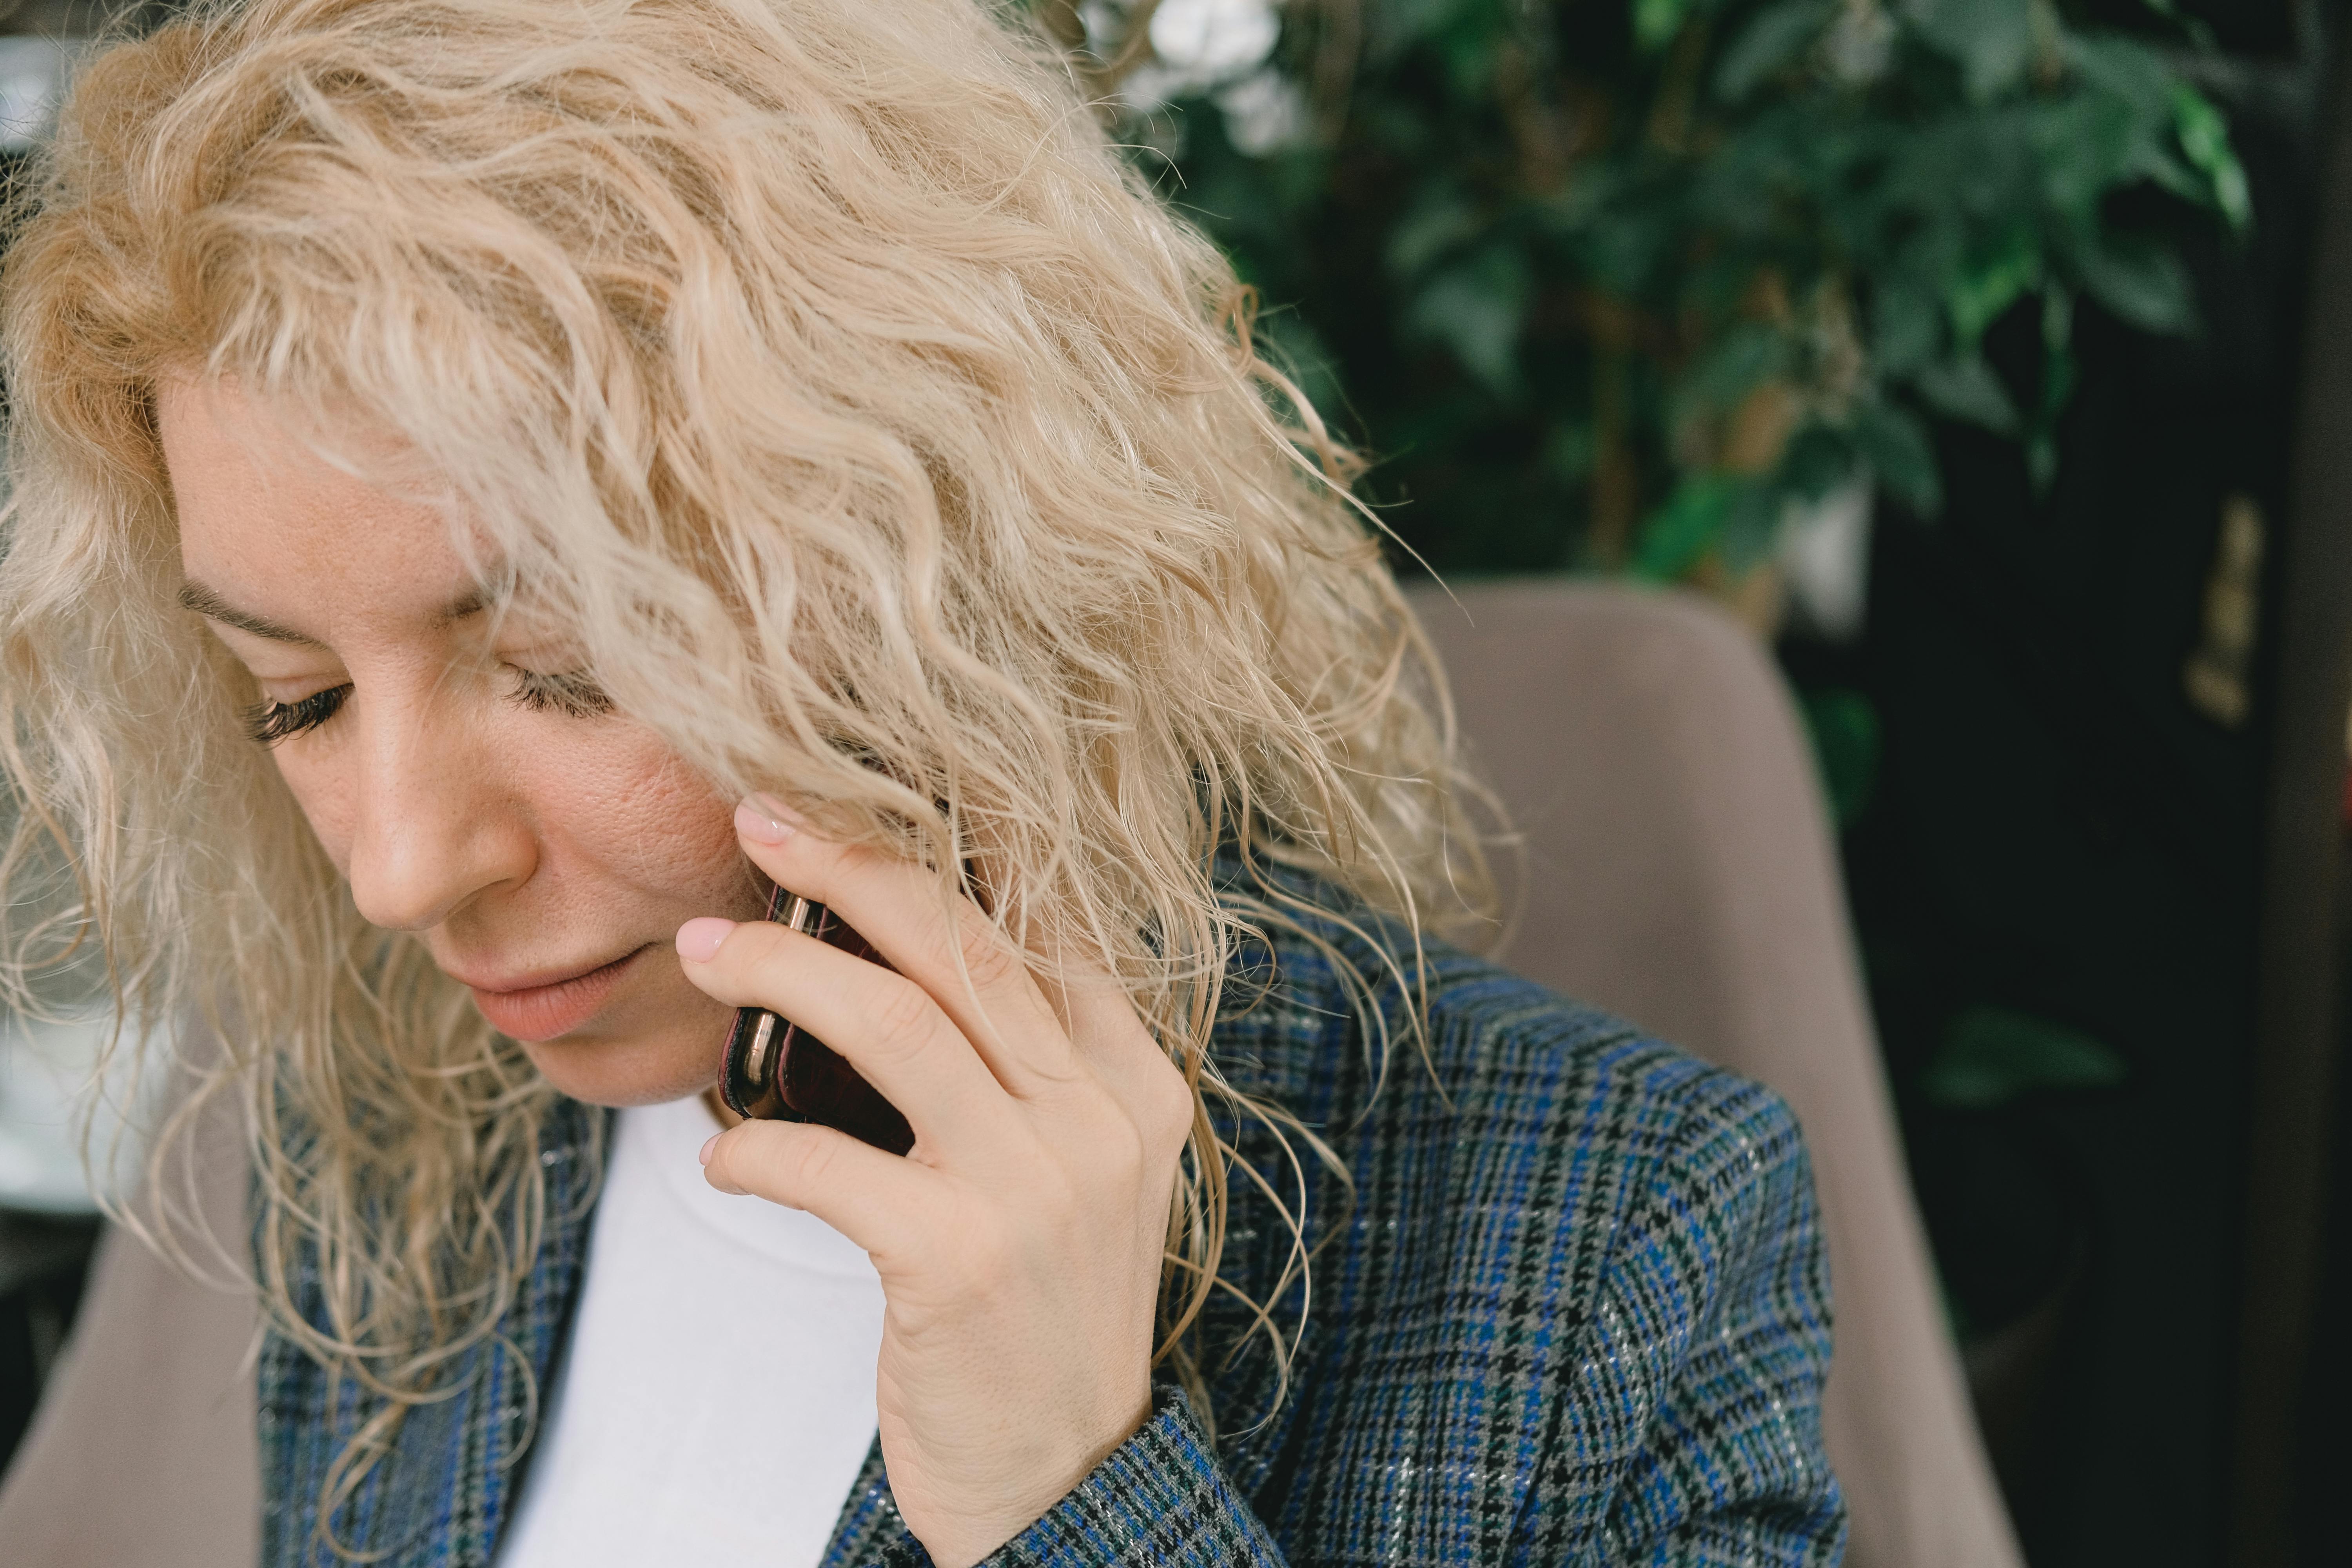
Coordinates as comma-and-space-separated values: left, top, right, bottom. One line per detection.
242, 685, 349, 746
240, 669, 612, 746
510, 668, 613, 720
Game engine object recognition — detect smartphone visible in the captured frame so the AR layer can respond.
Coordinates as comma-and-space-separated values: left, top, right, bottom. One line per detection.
717, 882, 916, 1155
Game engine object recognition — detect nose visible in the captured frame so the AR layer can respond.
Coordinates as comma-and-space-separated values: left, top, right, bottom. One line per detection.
342, 691, 535, 933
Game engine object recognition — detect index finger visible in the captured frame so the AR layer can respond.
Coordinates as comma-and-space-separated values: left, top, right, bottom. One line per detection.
731, 795, 1081, 1093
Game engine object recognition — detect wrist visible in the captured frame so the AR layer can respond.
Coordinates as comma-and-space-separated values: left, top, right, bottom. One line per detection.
915, 1381, 1155, 1568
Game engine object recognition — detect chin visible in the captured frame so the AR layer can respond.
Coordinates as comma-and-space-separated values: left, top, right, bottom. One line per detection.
521, 1017, 728, 1109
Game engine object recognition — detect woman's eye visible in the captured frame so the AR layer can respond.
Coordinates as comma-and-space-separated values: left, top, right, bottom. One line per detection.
507, 667, 612, 719
243, 684, 351, 746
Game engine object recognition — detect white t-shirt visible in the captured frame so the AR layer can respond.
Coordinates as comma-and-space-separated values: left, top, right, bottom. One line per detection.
499, 1093, 887, 1567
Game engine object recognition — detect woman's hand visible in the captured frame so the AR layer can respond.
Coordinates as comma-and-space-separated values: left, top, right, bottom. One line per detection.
674, 797, 1194, 1568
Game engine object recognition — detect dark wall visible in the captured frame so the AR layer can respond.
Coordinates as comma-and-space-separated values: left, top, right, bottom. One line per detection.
1781, 12, 2324, 1561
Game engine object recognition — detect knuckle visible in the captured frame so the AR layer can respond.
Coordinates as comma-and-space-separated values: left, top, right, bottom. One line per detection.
754, 824, 860, 902
780, 1127, 841, 1191
1111, 1041, 1194, 1157
809, 836, 866, 894
1149, 1064, 1196, 1155
957, 921, 1027, 993
866, 974, 940, 1060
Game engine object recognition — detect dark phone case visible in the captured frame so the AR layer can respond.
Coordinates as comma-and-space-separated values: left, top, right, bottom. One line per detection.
718, 884, 916, 1155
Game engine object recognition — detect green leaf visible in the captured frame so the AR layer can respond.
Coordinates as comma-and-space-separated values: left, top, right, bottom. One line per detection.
1716, 480, 1787, 573
2173, 83, 2252, 235
1798, 687, 1881, 827
1401, 246, 1532, 400
1913, 355, 2021, 434
1921, 1005, 2128, 1110
1635, 0, 1700, 53
1544, 422, 1597, 483
2074, 239, 2197, 335
2041, 283, 2074, 354
1947, 229, 2042, 350
1678, 322, 1791, 417
1370, 0, 1482, 56
1633, 473, 1742, 580
1872, 280, 1943, 376
2063, 31, 2176, 116
1852, 402, 1942, 515
1904, 0, 2033, 101
1779, 423, 1860, 501
1386, 189, 1484, 280
2136, 0, 2216, 51
1714, 0, 1834, 102
2026, 287, 2076, 493
2029, 93, 2141, 220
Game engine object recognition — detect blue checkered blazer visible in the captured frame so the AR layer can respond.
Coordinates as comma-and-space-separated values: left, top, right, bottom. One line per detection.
259, 886, 1846, 1566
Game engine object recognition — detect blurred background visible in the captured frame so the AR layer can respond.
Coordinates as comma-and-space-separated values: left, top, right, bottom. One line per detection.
1, 0, 2350, 1564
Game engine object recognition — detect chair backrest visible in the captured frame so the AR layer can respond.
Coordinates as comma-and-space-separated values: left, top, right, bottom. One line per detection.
0, 1083, 259, 1566
1409, 577, 2020, 1568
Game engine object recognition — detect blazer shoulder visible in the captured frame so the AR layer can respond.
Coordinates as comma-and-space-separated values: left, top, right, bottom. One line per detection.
1438, 943, 1806, 1165
1416, 937, 1812, 1229
1248, 910, 1803, 1173
1204, 912, 1840, 1561
1221, 906, 1814, 1281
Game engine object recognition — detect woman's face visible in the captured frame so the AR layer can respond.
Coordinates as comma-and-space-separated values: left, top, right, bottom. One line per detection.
160, 380, 764, 1107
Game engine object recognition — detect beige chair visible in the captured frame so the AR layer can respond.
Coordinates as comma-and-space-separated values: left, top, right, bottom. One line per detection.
1410, 579, 2022, 1568
0, 579, 2019, 1566
0, 1085, 260, 1566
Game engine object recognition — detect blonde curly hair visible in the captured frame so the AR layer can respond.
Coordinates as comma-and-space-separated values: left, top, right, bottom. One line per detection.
0, 0, 1490, 1525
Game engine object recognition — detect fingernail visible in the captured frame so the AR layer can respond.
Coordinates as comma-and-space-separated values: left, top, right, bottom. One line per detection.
735, 795, 799, 846
698, 1134, 717, 1167
675, 917, 735, 962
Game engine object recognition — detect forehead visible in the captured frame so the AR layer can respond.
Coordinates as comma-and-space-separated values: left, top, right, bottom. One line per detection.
158, 379, 482, 638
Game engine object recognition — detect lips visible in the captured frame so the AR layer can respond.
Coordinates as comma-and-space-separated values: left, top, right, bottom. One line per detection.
463, 945, 652, 1042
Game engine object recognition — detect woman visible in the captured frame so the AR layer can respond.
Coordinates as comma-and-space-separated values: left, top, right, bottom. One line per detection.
0, 0, 1842, 1563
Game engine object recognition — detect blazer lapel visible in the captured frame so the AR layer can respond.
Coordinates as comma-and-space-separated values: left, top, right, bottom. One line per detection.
436, 1105, 603, 1566
258, 1097, 605, 1568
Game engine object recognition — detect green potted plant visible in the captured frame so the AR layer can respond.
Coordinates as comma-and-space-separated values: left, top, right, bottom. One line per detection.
1041, 0, 2249, 631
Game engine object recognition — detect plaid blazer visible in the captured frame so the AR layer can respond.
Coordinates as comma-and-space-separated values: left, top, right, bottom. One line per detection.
259, 887, 1846, 1566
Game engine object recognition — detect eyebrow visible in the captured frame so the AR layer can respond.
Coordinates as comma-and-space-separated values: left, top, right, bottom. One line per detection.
175, 579, 494, 642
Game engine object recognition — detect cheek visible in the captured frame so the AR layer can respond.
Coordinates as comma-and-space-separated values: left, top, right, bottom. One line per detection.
532, 732, 751, 910
267, 748, 361, 871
